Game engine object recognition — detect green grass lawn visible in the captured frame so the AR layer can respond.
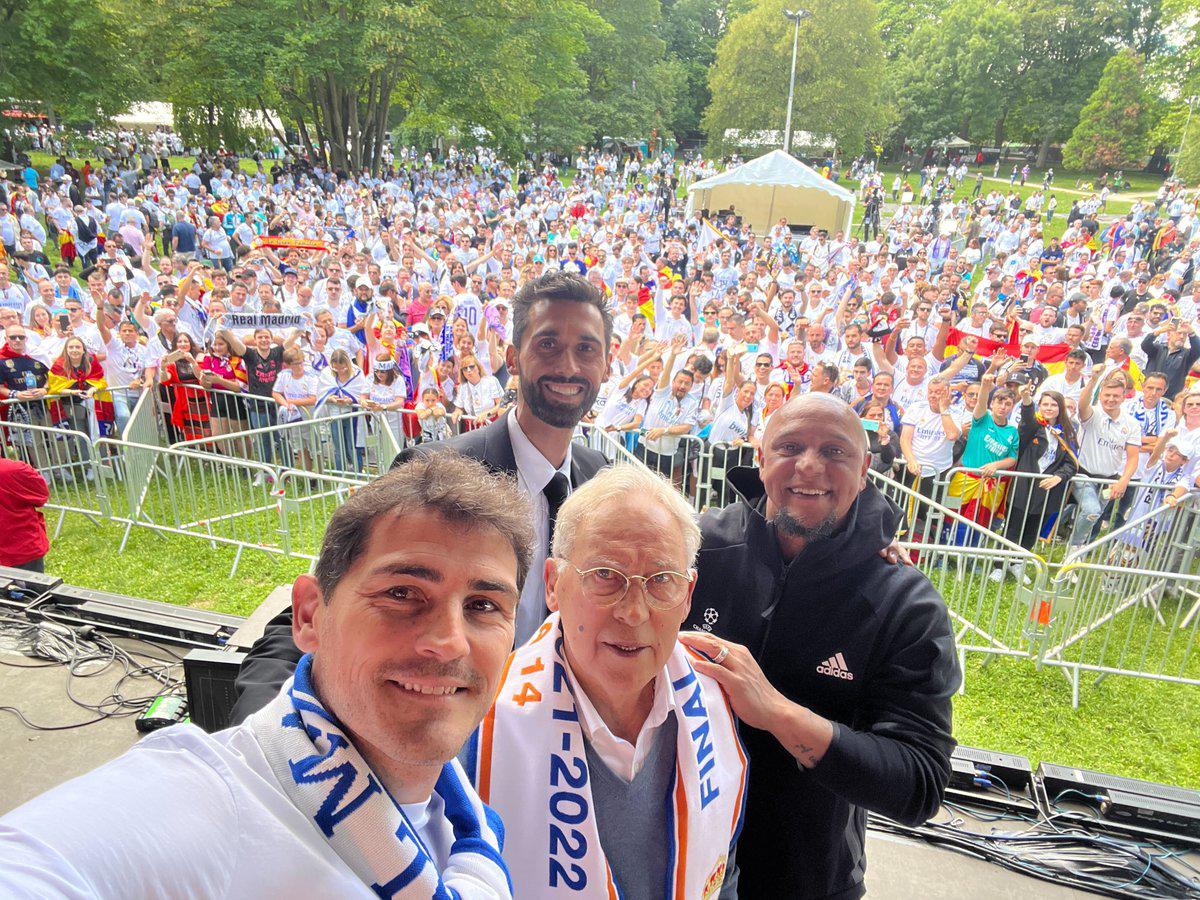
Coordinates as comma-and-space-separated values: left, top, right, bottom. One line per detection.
42, 504, 1200, 789
47, 511, 308, 617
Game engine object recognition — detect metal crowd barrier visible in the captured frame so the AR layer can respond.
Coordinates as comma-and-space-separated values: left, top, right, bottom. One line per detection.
869, 470, 1052, 678
929, 467, 1179, 558
7, 406, 1199, 704
0, 416, 110, 535
275, 469, 371, 560
614, 432, 710, 506
574, 422, 648, 466
93, 438, 283, 574
120, 387, 162, 446
1039, 493, 1200, 706
171, 409, 404, 479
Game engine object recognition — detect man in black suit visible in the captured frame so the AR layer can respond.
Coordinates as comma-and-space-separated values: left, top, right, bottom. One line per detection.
229, 271, 612, 722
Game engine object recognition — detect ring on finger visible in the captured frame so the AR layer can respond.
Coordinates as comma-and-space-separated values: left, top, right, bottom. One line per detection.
712, 645, 730, 665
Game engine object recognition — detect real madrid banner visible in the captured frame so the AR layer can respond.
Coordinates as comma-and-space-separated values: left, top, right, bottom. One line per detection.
224, 313, 306, 331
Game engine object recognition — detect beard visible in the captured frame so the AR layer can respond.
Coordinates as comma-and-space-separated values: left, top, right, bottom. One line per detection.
772, 508, 839, 542
521, 375, 600, 428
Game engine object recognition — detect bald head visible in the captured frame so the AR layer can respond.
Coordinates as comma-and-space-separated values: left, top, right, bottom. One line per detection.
762, 393, 869, 457
758, 393, 871, 551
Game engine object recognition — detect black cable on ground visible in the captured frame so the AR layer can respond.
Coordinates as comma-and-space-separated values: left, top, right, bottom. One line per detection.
0, 610, 184, 732
869, 793, 1200, 899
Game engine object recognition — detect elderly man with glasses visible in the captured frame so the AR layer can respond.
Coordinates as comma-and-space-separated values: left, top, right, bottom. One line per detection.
1, 324, 51, 444
471, 464, 746, 899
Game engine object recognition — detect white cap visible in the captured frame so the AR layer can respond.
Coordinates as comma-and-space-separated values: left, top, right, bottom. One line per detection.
1166, 438, 1192, 459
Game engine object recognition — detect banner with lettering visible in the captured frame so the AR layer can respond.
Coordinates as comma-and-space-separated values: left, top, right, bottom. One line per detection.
224, 313, 306, 331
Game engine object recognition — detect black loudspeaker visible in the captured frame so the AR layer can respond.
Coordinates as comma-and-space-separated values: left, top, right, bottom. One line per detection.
183, 648, 247, 732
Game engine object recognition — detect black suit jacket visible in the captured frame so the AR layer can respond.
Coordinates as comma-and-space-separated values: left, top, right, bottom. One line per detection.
228, 415, 607, 724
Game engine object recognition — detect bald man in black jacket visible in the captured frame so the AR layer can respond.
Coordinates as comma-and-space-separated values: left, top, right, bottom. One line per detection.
680, 395, 959, 899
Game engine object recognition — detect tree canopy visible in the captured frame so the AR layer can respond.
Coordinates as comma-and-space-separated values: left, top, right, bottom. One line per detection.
702, 0, 885, 156
6, 0, 1200, 174
0, 0, 142, 122
1062, 50, 1152, 171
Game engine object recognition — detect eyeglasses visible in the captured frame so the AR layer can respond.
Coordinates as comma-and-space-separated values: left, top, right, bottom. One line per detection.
755, 361, 772, 368
462, 364, 478, 372
564, 563, 694, 611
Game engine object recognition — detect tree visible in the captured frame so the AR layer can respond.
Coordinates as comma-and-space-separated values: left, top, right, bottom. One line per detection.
0, 0, 143, 122
703, 0, 884, 156
883, 0, 1022, 148
1062, 50, 1152, 170
875, 0, 951, 60
1177, 113, 1200, 182
579, 0, 683, 142
1003, 0, 1114, 165
159, 0, 601, 171
661, 0, 731, 137
1095, 0, 1166, 59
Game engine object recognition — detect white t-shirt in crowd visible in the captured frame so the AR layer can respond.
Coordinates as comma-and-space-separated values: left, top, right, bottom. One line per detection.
1076, 406, 1141, 477
102, 336, 148, 389
892, 375, 931, 415
707, 392, 760, 444
454, 375, 503, 418
273, 368, 318, 422
901, 401, 962, 475
1037, 371, 1085, 405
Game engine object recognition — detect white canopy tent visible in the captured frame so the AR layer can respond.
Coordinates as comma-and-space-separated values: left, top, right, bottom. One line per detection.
685, 149, 855, 236
111, 102, 286, 133
935, 135, 972, 149
112, 102, 174, 129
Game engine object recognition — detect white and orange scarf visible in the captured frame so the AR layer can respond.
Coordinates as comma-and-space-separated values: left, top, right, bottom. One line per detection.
473, 613, 748, 899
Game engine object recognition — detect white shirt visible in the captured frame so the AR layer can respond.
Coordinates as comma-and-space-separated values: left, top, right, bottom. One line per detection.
454, 375, 503, 418
102, 336, 148, 389
1077, 406, 1141, 477
1037, 371, 1085, 405
901, 401, 961, 475
892, 376, 931, 414
508, 410, 573, 644
0, 722, 454, 898
567, 664, 675, 783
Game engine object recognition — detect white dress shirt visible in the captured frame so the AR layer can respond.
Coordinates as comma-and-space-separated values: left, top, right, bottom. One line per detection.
567, 664, 675, 782
507, 410, 573, 644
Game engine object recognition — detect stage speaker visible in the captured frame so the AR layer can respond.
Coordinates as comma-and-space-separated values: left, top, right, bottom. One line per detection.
183, 649, 246, 732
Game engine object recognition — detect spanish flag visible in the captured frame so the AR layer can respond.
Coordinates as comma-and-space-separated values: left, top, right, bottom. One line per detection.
47, 358, 115, 426
1031, 342, 1071, 376
637, 283, 655, 327
945, 321, 1075, 377
944, 320, 1021, 359
1153, 224, 1177, 253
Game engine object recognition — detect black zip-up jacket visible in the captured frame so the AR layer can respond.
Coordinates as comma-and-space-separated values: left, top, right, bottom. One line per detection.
683, 468, 960, 899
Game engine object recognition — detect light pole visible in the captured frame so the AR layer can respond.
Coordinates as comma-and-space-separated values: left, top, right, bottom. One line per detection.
782, 9, 810, 155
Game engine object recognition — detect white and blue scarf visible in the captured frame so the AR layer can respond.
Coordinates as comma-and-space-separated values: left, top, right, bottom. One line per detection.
248, 654, 512, 899
1128, 398, 1170, 438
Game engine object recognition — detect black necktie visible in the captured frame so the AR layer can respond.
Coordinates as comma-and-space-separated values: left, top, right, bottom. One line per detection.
543, 472, 570, 547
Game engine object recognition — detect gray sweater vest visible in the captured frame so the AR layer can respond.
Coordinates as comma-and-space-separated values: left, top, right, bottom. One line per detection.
584, 711, 678, 900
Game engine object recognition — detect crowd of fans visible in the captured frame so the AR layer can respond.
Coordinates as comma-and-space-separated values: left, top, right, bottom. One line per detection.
1, 133, 1199, 558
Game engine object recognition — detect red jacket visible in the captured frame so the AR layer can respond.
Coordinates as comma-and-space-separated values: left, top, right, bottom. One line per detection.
0, 457, 49, 565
